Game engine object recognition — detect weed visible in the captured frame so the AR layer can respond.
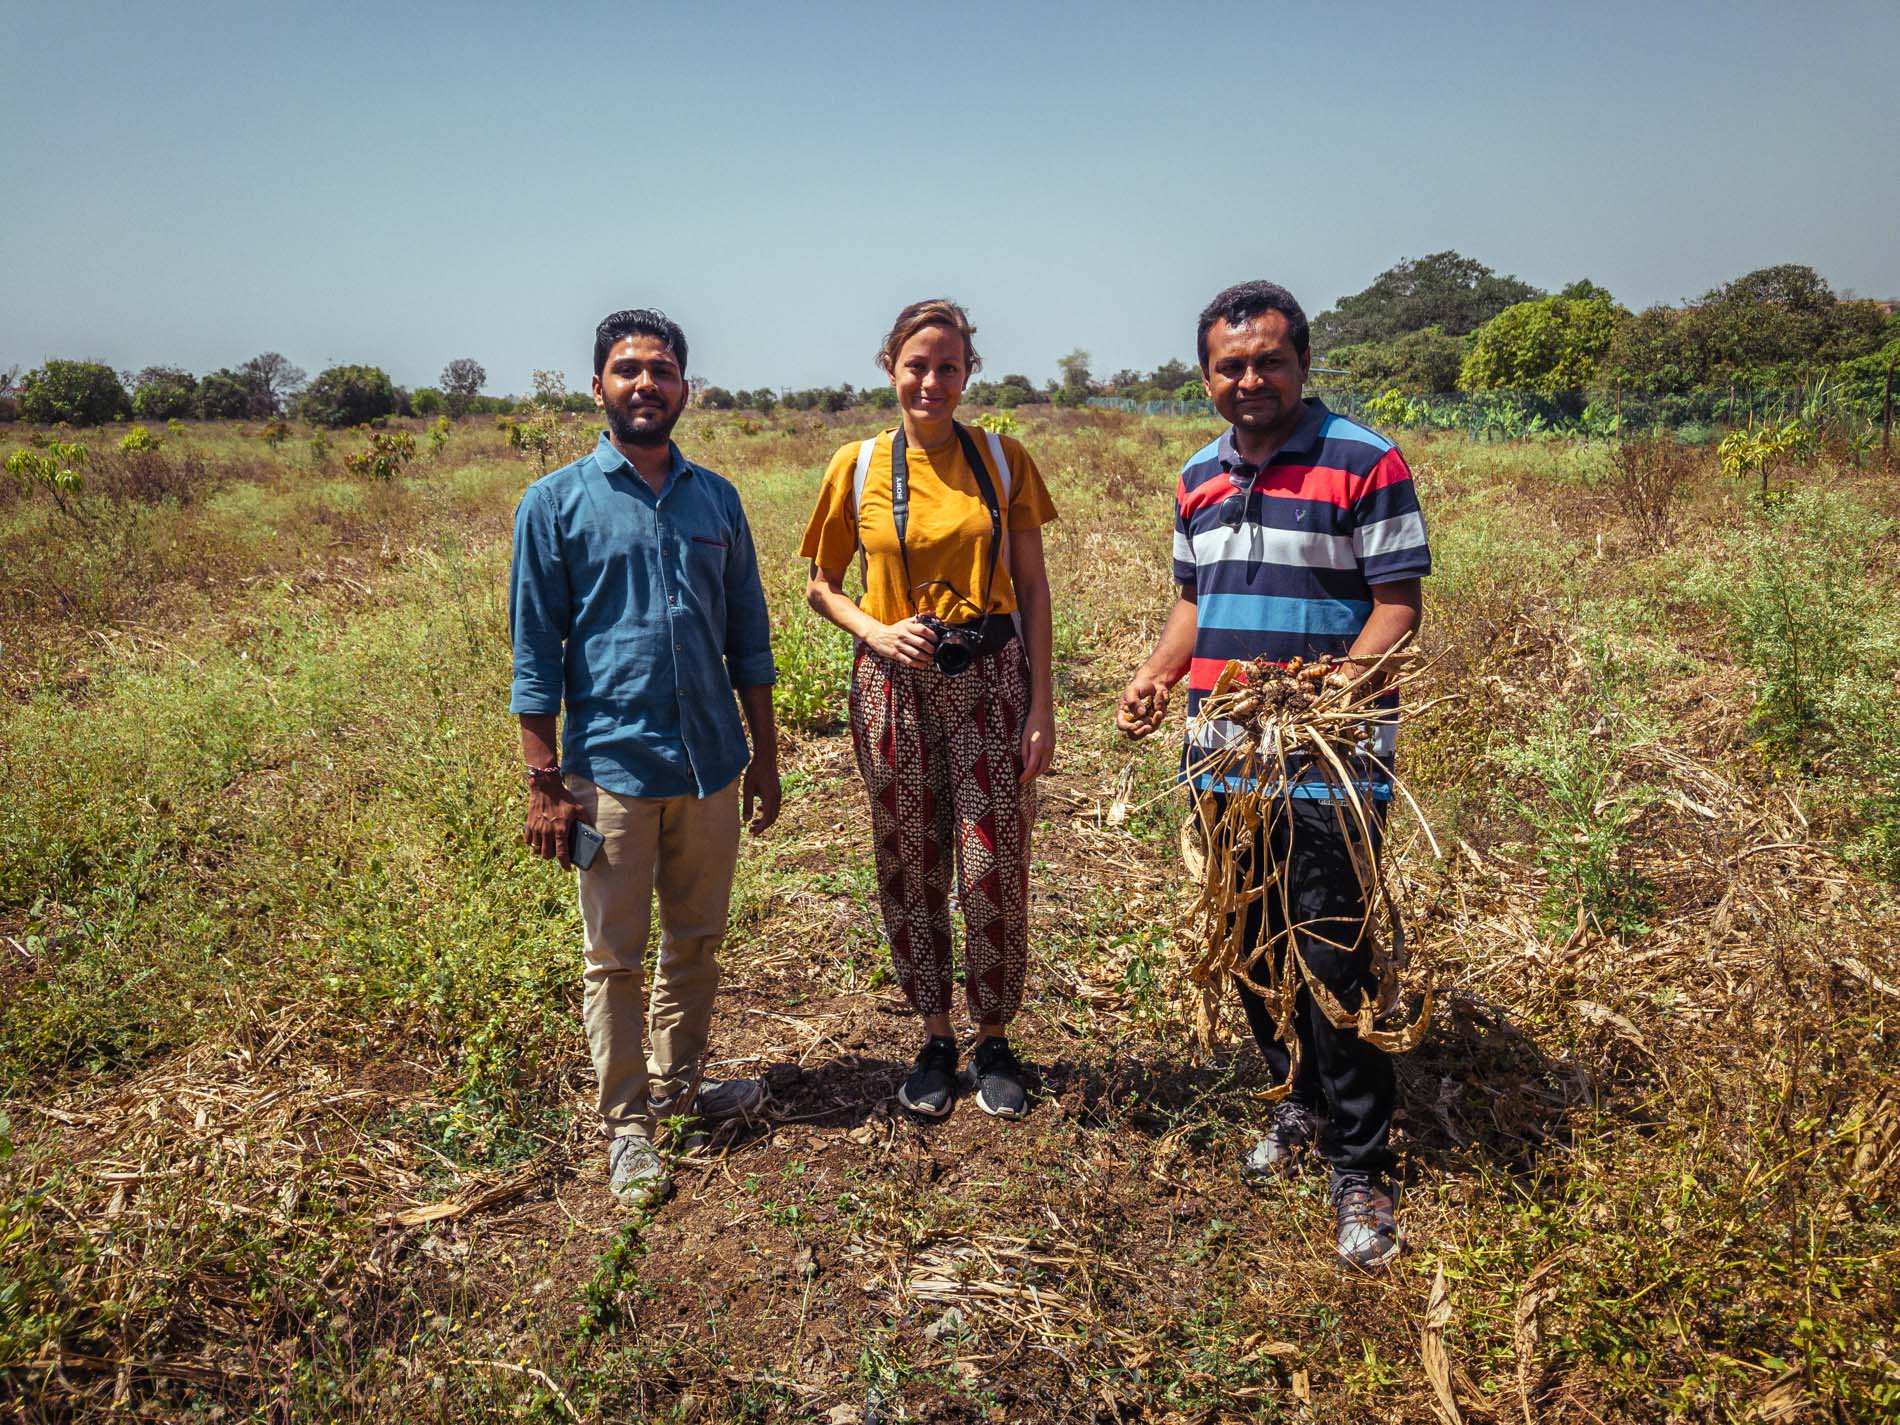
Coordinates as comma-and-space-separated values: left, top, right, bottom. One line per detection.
1605, 433, 1699, 548
1493, 708, 1659, 938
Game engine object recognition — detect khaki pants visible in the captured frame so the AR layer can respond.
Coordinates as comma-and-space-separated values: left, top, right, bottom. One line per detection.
570, 774, 741, 1139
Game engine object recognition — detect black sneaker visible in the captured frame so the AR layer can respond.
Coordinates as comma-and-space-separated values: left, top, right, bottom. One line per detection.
1330, 1168, 1401, 1270
897, 1035, 958, 1118
1240, 1100, 1321, 1182
971, 1036, 1029, 1120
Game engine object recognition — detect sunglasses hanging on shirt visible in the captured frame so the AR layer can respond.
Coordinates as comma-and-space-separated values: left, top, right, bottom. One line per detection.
1219, 460, 1262, 530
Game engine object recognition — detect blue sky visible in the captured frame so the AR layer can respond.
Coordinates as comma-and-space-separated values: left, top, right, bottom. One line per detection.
2, 0, 1895, 395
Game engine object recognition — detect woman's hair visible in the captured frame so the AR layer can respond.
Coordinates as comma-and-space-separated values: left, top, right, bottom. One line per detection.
876, 299, 982, 377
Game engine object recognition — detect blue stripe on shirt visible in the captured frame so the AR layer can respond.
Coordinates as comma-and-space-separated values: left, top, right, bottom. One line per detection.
1196, 592, 1372, 636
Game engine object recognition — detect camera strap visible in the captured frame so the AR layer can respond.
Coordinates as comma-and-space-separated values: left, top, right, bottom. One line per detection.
889, 422, 1005, 620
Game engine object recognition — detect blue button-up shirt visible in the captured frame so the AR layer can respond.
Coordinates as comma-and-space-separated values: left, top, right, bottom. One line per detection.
508, 433, 776, 799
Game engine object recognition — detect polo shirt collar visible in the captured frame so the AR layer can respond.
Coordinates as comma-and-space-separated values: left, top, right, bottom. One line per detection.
593, 431, 691, 486
1217, 396, 1331, 471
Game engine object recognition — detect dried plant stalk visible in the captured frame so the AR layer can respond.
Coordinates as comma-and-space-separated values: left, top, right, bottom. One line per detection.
1176, 640, 1448, 1072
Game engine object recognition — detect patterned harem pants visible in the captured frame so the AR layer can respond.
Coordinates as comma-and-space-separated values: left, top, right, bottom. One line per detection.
848, 640, 1035, 1024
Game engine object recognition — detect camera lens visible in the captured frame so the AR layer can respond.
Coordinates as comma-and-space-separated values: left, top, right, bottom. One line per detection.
934, 637, 973, 677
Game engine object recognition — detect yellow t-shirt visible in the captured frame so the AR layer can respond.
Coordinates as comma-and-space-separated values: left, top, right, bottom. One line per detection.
800, 429, 1058, 625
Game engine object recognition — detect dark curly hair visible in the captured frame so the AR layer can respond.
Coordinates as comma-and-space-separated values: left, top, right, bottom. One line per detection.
1195, 281, 1309, 370
594, 309, 688, 378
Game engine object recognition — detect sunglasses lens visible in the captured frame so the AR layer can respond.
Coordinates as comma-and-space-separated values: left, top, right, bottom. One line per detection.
1221, 494, 1243, 528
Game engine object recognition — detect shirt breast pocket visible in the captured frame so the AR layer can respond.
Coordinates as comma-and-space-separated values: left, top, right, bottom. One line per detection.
679, 532, 729, 598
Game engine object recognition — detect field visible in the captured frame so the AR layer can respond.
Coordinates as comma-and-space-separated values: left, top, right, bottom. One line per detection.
2, 408, 1898, 1423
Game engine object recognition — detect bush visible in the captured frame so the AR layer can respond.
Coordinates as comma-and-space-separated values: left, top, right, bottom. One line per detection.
1605, 435, 1699, 549
410, 387, 445, 417
19, 360, 130, 425
1724, 490, 1886, 761
119, 425, 162, 455
299, 365, 398, 428
343, 429, 417, 482
1494, 709, 1659, 938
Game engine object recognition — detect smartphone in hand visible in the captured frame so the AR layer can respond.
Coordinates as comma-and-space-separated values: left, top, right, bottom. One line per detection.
571, 821, 605, 871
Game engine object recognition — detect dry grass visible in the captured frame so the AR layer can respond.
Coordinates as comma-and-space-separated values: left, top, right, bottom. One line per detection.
2, 411, 1897, 1422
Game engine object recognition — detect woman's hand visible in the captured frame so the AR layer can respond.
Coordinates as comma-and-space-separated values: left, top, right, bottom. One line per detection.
1020, 698, 1056, 784
863, 616, 939, 669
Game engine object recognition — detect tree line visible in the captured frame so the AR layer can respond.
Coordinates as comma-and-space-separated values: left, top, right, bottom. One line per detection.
7, 256, 1895, 428
0, 356, 550, 428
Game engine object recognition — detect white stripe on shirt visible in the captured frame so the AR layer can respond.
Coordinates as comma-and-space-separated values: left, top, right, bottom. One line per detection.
1188, 521, 1358, 572
1353, 509, 1428, 562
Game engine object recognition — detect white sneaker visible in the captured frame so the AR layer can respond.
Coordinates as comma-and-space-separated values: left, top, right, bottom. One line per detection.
607, 1133, 670, 1209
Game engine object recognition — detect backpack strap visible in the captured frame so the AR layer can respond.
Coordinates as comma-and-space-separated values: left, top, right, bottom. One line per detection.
849, 435, 879, 588
982, 428, 1014, 504
968, 427, 1025, 640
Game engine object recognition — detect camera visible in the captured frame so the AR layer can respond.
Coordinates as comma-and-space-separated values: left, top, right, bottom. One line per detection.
917, 612, 980, 677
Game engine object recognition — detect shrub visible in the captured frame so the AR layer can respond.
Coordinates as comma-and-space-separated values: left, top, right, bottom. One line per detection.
1718, 420, 1813, 500
19, 360, 130, 425
5, 440, 91, 523
1724, 490, 1886, 761
1494, 710, 1659, 938
410, 387, 445, 417
1605, 435, 1698, 549
299, 365, 398, 428
343, 429, 417, 482
427, 415, 452, 456
119, 425, 162, 455
260, 419, 292, 448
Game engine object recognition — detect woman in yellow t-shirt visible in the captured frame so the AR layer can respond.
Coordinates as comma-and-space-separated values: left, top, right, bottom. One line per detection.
801, 298, 1058, 1122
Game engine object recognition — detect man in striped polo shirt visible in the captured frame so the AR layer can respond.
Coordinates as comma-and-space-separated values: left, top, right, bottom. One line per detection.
1117, 281, 1430, 1270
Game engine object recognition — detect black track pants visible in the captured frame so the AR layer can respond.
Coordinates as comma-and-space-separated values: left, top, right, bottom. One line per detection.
1219, 793, 1396, 1175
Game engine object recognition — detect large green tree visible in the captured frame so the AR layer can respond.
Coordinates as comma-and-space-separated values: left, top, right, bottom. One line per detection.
299, 365, 399, 428
1605, 264, 1889, 394
1311, 251, 1541, 353
1460, 285, 1620, 395
129, 366, 199, 421
19, 360, 131, 425
1329, 326, 1469, 395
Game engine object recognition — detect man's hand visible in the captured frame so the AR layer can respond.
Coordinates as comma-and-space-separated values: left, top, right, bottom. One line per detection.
1116, 668, 1171, 739
525, 778, 584, 869
744, 756, 782, 836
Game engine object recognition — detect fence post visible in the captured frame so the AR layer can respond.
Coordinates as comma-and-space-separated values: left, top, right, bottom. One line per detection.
1884, 355, 1895, 468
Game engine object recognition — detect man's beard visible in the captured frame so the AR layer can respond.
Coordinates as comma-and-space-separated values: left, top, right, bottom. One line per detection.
604, 399, 682, 448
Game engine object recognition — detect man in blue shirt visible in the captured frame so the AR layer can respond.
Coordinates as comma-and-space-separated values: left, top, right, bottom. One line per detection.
510, 308, 779, 1209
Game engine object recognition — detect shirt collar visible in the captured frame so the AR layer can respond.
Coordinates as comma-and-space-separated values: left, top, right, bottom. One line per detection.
1217, 397, 1331, 472
593, 431, 691, 486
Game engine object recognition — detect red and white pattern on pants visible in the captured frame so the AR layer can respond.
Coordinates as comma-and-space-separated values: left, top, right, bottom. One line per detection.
848, 641, 1035, 1023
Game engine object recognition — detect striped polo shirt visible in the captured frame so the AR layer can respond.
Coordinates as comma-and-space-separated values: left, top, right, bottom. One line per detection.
1173, 398, 1430, 794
